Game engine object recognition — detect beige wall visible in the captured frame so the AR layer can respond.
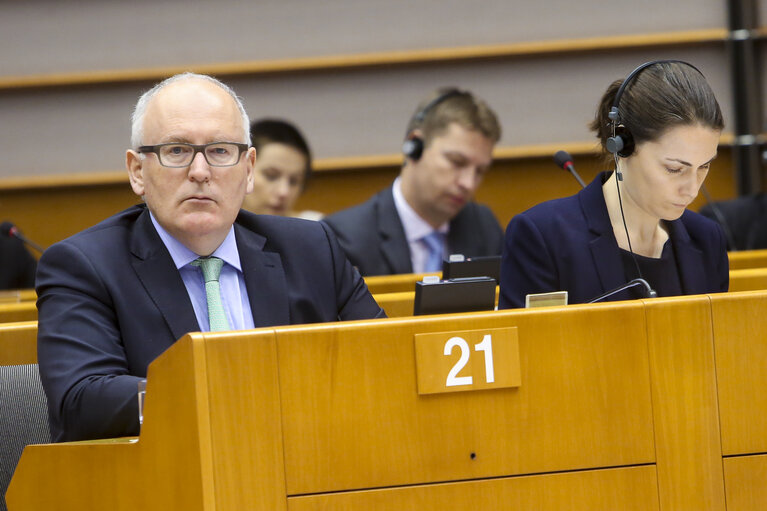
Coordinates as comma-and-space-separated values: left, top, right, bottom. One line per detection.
0, 0, 743, 179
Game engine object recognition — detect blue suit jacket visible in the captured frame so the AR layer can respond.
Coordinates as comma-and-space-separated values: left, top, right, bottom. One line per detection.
37, 205, 385, 441
499, 172, 729, 309
323, 186, 504, 276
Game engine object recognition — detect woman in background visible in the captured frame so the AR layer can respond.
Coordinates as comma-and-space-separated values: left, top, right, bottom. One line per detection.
243, 118, 322, 220
499, 60, 728, 308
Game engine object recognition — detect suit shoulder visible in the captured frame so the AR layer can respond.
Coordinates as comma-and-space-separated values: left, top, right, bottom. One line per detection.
322, 191, 384, 236
513, 193, 582, 226
50, 205, 145, 250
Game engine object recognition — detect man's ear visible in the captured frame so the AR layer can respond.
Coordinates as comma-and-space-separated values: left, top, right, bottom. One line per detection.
245, 146, 256, 194
126, 149, 145, 196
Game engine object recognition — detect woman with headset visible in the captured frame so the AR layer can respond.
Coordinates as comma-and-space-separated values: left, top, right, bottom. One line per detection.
499, 60, 729, 308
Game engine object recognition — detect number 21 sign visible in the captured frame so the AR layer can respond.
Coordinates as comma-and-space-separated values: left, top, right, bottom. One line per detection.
414, 327, 521, 395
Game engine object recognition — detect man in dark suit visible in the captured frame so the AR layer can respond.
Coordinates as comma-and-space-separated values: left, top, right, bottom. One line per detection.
36, 73, 384, 442
323, 88, 503, 276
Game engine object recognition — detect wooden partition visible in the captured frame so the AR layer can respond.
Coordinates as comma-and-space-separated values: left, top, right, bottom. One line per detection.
0, 290, 36, 304
709, 291, 767, 510
728, 268, 767, 292
0, 303, 37, 324
363, 272, 437, 295
0, 321, 38, 365
14, 291, 767, 510
728, 249, 767, 270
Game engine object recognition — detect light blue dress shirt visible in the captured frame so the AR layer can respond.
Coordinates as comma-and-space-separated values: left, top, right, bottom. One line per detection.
150, 213, 255, 332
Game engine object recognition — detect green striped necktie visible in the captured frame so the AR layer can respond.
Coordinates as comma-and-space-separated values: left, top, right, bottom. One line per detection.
191, 256, 230, 332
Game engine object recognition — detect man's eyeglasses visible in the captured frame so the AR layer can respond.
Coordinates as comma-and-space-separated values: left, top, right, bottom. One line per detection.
138, 142, 249, 168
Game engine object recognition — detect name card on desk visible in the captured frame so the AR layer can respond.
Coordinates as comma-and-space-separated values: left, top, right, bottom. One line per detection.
414, 327, 521, 395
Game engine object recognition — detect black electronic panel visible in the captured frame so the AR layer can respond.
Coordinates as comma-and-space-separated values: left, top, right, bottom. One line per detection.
414, 276, 497, 316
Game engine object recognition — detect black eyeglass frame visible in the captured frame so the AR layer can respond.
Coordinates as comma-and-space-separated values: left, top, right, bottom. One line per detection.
137, 142, 250, 167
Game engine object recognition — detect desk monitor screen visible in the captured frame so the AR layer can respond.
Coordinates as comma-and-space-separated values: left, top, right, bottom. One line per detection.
441, 255, 501, 282
414, 276, 497, 316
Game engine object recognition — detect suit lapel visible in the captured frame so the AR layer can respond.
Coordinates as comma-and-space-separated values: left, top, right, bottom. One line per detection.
377, 188, 413, 274
129, 209, 200, 341
667, 218, 707, 295
235, 224, 290, 327
581, 174, 626, 293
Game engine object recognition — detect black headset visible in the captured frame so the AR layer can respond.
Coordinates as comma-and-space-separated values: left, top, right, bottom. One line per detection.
606, 59, 704, 158
402, 88, 465, 161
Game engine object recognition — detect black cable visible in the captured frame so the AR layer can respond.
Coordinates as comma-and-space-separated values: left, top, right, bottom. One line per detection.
613, 156, 645, 283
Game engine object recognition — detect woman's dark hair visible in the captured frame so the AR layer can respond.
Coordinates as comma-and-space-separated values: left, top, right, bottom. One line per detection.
250, 118, 312, 187
590, 61, 724, 156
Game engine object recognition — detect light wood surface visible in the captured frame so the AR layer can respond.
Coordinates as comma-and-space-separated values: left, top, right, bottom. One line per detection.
277, 304, 654, 494
0, 321, 38, 365
643, 295, 725, 511
373, 290, 418, 318
710, 291, 767, 456
723, 454, 767, 511
288, 465, 660, 511
728, 249, 767, 270
364, 272, 437, 295
728, 268, 767, 292
6, 329, 288, 511
0, 302, 37, 323
0, 29, 727, 91
0, 289, 36, 303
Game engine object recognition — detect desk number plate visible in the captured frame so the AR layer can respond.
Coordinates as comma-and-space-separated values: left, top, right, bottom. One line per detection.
414, 327, 520, 395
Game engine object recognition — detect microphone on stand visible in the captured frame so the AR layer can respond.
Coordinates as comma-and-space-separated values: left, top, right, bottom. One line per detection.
554, 150, 587, 189
0, 221, 45, 253
589, 278, 658, 304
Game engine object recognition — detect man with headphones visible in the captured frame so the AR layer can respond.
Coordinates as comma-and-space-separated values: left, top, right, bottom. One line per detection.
323, 87, 504, 276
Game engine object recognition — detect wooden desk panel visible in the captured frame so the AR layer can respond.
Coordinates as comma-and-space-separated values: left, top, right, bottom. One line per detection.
644, 295, 725, 511
0, 320, 38, 365
723, 454, 767, 511
0, 302, 37, 324
711, 291, 767, 456
728, 249, 767, 270
7, 331, 288, 511
0, 289, 36, 303
364, 273, 437, 294
728, 268, 767, 292
277, 304, 656, 494
288, 465, 659, 511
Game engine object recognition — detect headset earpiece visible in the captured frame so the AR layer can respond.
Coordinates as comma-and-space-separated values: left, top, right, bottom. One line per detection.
402, 136, 424, 161
607, 60, 702, 161
606, 126, 635, 158
402, 89, 465, 161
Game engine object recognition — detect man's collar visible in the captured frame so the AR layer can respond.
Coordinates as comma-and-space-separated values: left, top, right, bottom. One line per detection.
149, 212, 242, 271
392, 177, 448, 242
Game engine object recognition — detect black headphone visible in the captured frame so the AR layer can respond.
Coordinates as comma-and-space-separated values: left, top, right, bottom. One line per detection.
606, 59, 704, 158
402, 89, 465, 161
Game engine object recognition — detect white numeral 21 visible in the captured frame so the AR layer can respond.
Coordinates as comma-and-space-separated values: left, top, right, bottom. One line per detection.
444, 334, 495, 387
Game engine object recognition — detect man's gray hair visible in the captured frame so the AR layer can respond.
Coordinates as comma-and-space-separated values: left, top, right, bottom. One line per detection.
130, 72, 250, 149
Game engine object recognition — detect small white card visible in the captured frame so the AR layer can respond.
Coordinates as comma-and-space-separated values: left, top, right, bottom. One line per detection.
525, 291, 568, 308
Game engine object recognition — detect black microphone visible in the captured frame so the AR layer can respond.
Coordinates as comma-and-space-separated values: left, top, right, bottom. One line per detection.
554, 150, 587, 189
588, 278, 658, 304
0, 221, 45, 253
